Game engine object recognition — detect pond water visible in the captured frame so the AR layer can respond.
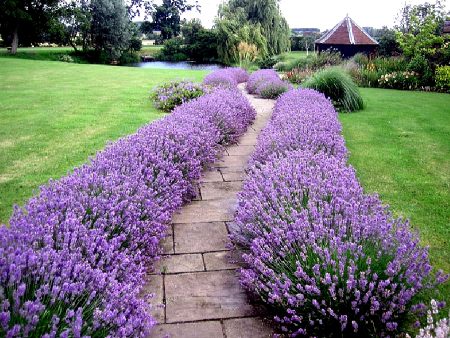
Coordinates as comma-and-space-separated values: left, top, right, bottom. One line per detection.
128, 61, 224, 70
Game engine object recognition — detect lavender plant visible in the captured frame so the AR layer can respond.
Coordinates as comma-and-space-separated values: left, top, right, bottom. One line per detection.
247, 69, 292, 99
231, 89, 446, 337
151, 81, 207, 112
203, 67, 249, 88
0, 88, 256, 337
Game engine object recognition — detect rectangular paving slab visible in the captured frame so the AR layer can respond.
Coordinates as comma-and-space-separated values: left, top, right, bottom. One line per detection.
223, 317, 273, 338
201, 169, 224, 183
204, 251, 239, 271
174, 222, 228, 253
148, 321, 224, 338
200, 181, 242, 200
226, 145, 255, 156
213, 155, 250, 169
172, 198, 236, 224
165, 270, 258, 323
157, 254, 205, 274
221, 170, 247, 182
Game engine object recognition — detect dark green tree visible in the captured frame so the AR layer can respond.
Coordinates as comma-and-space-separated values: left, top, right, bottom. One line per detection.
0, 0, 60, 53
215, 0, 290, 64
151, 0, 199, 40
90, 0, 132, 61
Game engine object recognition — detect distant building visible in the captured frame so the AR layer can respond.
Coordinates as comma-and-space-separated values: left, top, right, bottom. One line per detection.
291, 28, 321, 36
444, 19, 450, 34
315, 16, 378, 57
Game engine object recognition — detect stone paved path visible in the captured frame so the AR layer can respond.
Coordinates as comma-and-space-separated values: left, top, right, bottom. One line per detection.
146, 85, 276, 338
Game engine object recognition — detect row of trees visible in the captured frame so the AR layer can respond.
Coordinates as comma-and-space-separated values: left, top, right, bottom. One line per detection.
153, 0, 291, 65
0, 0, 197, 61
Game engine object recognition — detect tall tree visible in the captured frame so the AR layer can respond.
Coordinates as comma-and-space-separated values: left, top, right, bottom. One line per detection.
90, 0, 132, 60
0, 0, 60, 53
215, 0, 290, 64
151, 0, 199, 40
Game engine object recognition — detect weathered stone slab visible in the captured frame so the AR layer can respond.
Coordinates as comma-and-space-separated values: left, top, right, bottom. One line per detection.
159, 226, 174, 255
200, 181, 242, 200
165, 270, 258, 323
221, 170, 247, 182
204, 251, 239, 271
174, 222, 228, 253
141, 275, 165, 323
158, 254, 204, 274
226, 145, 255, 156
238, 133, 259, 146
148, 321, 223, 338
172, 199, 236, 224
201, 169, 224, 183
213, 155, 250, 169
223, 317, 273, 338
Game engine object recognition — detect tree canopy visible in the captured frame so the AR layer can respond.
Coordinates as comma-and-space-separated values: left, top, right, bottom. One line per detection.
215, 0, 290, 64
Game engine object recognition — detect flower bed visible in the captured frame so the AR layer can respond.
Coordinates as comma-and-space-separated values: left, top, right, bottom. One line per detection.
0, 87, 255, 337
203, 67, 249, 88
231, 89, 445, 337
246, 69, 292, 99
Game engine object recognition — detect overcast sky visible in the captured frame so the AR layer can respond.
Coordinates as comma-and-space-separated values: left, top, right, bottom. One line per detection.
181, 0, 449, 30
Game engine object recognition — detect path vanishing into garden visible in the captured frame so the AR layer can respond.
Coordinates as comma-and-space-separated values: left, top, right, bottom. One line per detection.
145, 84, 275, 338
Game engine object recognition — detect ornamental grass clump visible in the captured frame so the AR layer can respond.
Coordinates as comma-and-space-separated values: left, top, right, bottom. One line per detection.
0, 88, 256, 337
231, 89, 446, 337
151, 81, 207, 112
302, 67, 364, 112
203, 67, 249, 88
247, 69, 292, 98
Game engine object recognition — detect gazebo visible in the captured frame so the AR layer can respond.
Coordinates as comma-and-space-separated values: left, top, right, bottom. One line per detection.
315, 16, 378, 57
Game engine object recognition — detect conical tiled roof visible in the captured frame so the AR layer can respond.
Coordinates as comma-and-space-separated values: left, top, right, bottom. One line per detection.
316, 16, 378, 45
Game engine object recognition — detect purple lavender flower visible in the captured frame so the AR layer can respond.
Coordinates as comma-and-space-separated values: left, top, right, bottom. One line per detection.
247, 69, 292, 99
0, 88, 256, 336
203, 67, 249, 88
230, 89, 443, 337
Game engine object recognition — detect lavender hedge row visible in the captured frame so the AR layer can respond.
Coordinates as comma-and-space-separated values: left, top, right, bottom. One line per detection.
231, 89, 446, 337
246, 69, 292, 99
203, 67, 249, 88
0, 87, 256, 337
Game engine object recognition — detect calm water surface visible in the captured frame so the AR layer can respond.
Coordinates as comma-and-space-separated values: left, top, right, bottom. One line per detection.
128, 61, 223, 70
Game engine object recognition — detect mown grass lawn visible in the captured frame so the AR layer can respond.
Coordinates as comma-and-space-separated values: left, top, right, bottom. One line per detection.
0, 58, 207, 223
340, 88, 450, 301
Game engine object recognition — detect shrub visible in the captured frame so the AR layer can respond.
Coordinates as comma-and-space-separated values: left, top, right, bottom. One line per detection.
257, 55, 278, 69
378, 71, 420, 90
247, 69, 292, 98
59, 54, 74, 63
407, 55, 433, 86
156, 37, 188, 61
285, 68, 314, 84
151, 81, 207, 112
0, 88, 256, 337
203, 67, 249, 88
310, 50, 343, 69
231, 89, 445, 337
435, 66, 450, 92
302, 67, 364, 112
257, 81, 292, 99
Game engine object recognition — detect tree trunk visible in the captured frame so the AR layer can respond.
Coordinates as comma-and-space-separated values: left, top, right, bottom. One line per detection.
11, 25, 19, 54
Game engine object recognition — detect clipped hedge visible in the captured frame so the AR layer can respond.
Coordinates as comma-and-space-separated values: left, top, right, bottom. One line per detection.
203, 67, 249, 88
247, 69, 292, 99
0, 87, 256, 337
231, 89, 445, 337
